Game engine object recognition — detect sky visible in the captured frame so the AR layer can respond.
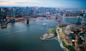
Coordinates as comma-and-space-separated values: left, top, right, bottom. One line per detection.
0, 0, 86, 9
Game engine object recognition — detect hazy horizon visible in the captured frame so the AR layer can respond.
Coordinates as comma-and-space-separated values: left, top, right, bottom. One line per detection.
0, 0, 86, 9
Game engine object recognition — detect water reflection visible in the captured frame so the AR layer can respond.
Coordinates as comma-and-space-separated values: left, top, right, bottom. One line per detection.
0, 17, 63, 51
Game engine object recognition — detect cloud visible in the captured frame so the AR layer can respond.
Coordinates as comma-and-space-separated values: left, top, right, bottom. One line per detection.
0, 0, 86, 8
0, 2, 17, 6
0, 0, 28, 2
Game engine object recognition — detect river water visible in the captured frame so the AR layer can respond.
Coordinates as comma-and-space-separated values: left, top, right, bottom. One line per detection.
0, 17, 63, 51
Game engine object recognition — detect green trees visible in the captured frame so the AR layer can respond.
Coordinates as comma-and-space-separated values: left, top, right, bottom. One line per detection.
48, 28, 56, 34
48, 28, 57, 37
